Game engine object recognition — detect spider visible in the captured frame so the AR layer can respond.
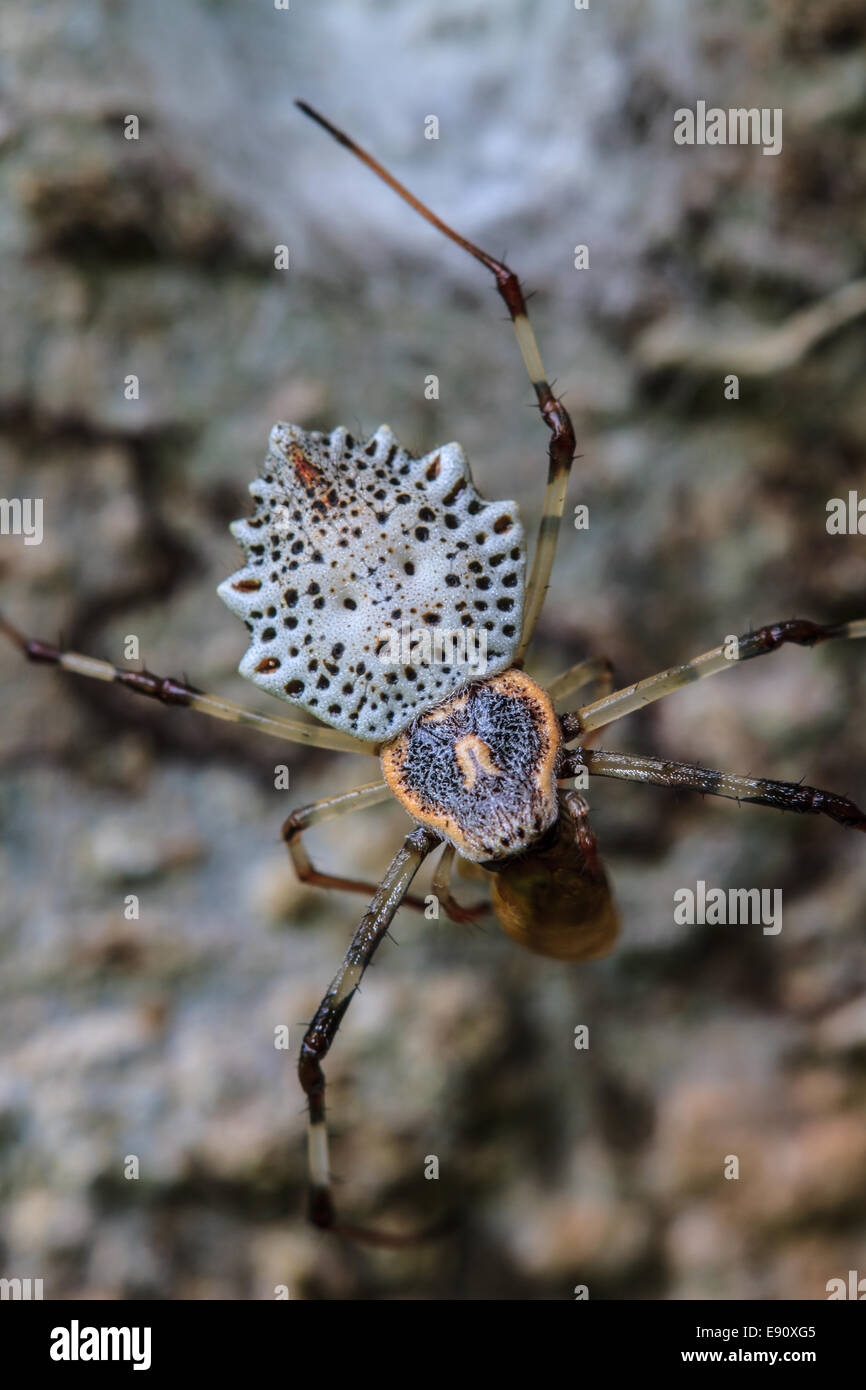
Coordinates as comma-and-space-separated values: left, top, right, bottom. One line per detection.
4, 102, 866, 1248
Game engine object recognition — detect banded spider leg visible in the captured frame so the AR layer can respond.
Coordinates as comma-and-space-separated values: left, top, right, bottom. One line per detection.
295, 101, 577, 666
558, 619, 866, 832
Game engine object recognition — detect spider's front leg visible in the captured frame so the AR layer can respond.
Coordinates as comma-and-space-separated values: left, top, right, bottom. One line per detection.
299, 824, 446, 1246
295, 101, 578, 665
0, 613, 375, 755
561, 618, 866, 739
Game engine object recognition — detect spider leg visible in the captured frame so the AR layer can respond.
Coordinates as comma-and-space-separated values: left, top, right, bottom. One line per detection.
0, 613, 376, 756
299, 825, 444, 1246
548, 655, 614, 706
295, 102, 576, 666
561, 747, 866, 831
561, 618, 866, 740
430, 843, 489, 924
282, 781, 428, 912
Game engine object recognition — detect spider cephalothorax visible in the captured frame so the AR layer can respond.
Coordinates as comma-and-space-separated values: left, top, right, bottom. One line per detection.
381, 668, 560, 862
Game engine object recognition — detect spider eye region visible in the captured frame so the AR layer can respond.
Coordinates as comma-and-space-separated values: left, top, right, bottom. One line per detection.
381, 669, 561, 863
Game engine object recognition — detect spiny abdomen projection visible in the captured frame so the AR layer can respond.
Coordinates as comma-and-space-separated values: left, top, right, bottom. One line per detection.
381, 670, 561, 862
218, 424, 526, 743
